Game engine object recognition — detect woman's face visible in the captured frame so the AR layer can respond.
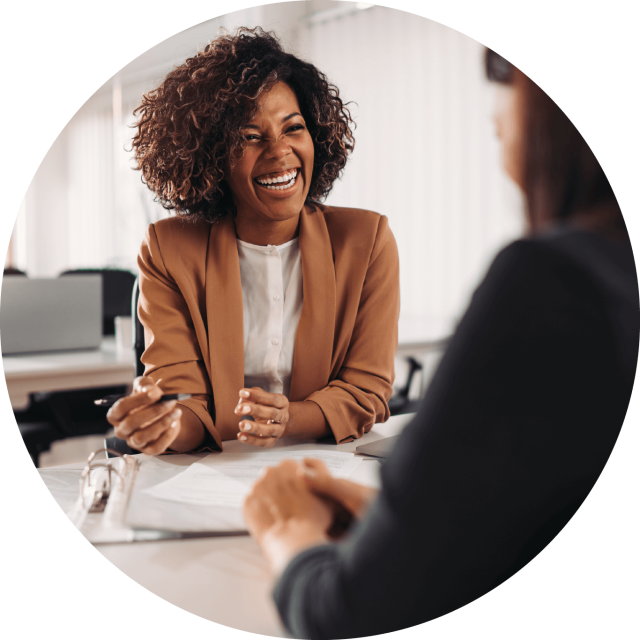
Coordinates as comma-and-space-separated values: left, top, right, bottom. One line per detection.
227, 81, 315, 225
493, 80, 525, 189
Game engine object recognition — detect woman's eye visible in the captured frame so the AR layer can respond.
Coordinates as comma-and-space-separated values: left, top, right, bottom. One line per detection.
287, 124, 305, 133
244, 134, 261, 142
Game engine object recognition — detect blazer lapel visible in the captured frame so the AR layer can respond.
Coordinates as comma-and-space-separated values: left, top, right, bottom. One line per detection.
205, 217, 245, 440
289, 207, 336, 401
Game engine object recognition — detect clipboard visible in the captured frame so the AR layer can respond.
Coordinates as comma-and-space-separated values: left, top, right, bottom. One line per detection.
39, 448, 249, 544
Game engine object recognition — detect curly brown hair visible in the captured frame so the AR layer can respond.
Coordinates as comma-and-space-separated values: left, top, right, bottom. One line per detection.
131, 27, 355, 223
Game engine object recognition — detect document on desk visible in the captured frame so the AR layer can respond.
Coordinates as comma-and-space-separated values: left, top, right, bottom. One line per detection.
142, 450, 362, 508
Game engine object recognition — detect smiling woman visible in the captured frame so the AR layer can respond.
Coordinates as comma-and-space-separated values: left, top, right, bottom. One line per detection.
106, 28, 400, 454
226, 81, 316, 244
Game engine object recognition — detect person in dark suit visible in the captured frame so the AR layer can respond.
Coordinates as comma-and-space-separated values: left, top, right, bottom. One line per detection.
242, 49, 640, 639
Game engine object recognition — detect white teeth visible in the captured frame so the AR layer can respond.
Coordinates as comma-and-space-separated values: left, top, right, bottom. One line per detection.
256, 169, 298, 189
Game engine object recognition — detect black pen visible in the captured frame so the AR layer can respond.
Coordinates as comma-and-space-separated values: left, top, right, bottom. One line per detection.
94, 393, 192, 408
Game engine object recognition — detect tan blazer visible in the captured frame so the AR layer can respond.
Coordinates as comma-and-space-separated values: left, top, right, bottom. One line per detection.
137, 204, 399, 450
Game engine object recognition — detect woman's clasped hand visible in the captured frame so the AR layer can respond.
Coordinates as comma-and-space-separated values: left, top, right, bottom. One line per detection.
244, 460, 332, 574
234, 387, 290, 447
243, 458, 378, 573
106, 376, 182, 455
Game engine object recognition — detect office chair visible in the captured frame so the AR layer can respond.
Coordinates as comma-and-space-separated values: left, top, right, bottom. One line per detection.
3, 267, 27, 276
388, 338, 450, 415
132, 276, 145, 378
16, 416, 65, 467
388, 357, 424, 415
105, 276, 143, 457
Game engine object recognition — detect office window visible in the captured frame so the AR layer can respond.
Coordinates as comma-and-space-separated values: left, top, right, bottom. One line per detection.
300, 6, 524, 336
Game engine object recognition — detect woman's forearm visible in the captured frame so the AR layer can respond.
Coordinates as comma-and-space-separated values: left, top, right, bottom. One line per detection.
285, 401, 331, 439
169, 405, 206, 451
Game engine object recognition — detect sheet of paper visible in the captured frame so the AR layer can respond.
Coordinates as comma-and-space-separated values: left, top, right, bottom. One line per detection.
142, 450, 362, 508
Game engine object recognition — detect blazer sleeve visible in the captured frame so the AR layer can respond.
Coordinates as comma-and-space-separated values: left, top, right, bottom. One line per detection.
273, 240, 632, 638
137, 224, 221, 450
307, 217, 400, 442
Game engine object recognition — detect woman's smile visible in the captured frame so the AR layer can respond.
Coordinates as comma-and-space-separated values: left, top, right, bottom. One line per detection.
254, 168, 300, 194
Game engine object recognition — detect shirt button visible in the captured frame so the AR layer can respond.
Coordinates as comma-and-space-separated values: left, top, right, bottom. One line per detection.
272, 338, 279, 346
273, 294, 280, 301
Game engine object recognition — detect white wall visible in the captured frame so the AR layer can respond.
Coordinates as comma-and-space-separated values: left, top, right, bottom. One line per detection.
298, 4, 524, 337
19, 126, 70, 275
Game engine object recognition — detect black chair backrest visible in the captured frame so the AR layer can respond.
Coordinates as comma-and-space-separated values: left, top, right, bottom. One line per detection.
104, 279, 144, 459
132, 276, 145, 378
60, 269, 136, 335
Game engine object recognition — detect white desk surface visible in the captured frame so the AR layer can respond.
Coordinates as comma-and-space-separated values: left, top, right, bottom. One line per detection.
3, 337, 134, 410
51, 412, 415, 637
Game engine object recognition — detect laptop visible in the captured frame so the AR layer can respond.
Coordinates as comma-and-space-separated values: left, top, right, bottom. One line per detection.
0, 276, 102, 354
355, 435, 401, 459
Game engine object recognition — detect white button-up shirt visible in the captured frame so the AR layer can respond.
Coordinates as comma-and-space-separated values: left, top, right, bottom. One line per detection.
237, 237, 303, 398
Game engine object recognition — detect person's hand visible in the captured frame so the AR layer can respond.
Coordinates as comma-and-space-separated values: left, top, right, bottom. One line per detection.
106, 376, 182, 455
299, 458, 379, 522
234, 387, 290, 448
243, 459, 332, 575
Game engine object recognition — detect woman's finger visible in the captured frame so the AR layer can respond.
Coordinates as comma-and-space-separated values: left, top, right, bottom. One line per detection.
236, 401, 286, 423
107, 384, 163, 424
237, 432, 277, 448
298, 458, 337, 495
239, 419, 284, 439
239, 387, 288, 409
243, 483, 278, 540
132, 376, 159, 393
136, 413, 182, 455
300, 458, 331, 481
114, 400, 177, 438
126, 408, 181, 449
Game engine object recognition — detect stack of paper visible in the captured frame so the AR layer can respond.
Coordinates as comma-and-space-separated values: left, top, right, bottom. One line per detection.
142, 450, 362, 509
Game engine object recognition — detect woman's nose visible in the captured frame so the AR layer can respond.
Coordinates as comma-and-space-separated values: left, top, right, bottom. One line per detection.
265, 136, 292, 159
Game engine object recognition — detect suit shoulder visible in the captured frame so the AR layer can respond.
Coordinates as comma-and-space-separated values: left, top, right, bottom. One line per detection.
318, 204, 392, 241
319, 204, 386, 227
316, 205, 395, 264
152, 215, 212, 236
149, 216, 212, 249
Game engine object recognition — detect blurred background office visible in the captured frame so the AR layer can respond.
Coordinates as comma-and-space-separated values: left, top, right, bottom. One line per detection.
4, 1, 524, 465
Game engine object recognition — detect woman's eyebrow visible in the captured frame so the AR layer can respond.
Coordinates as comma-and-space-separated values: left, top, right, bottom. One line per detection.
241, 112, 303, 129
281, 112, 302, 123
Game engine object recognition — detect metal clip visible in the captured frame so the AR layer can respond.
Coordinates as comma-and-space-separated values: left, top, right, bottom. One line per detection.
79, 448, 126, 512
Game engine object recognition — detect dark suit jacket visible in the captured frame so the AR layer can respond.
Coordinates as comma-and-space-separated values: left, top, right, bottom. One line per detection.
137, 205, 400, 449
273, 222, 639, 639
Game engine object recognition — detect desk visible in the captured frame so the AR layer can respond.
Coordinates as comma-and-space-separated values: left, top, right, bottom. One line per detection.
3, 337, 135, 410
2, 322, 448, 411
50, 412, 415, 637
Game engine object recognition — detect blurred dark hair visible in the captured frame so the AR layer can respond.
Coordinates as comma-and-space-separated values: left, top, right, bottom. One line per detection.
485, 49, 619, 230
